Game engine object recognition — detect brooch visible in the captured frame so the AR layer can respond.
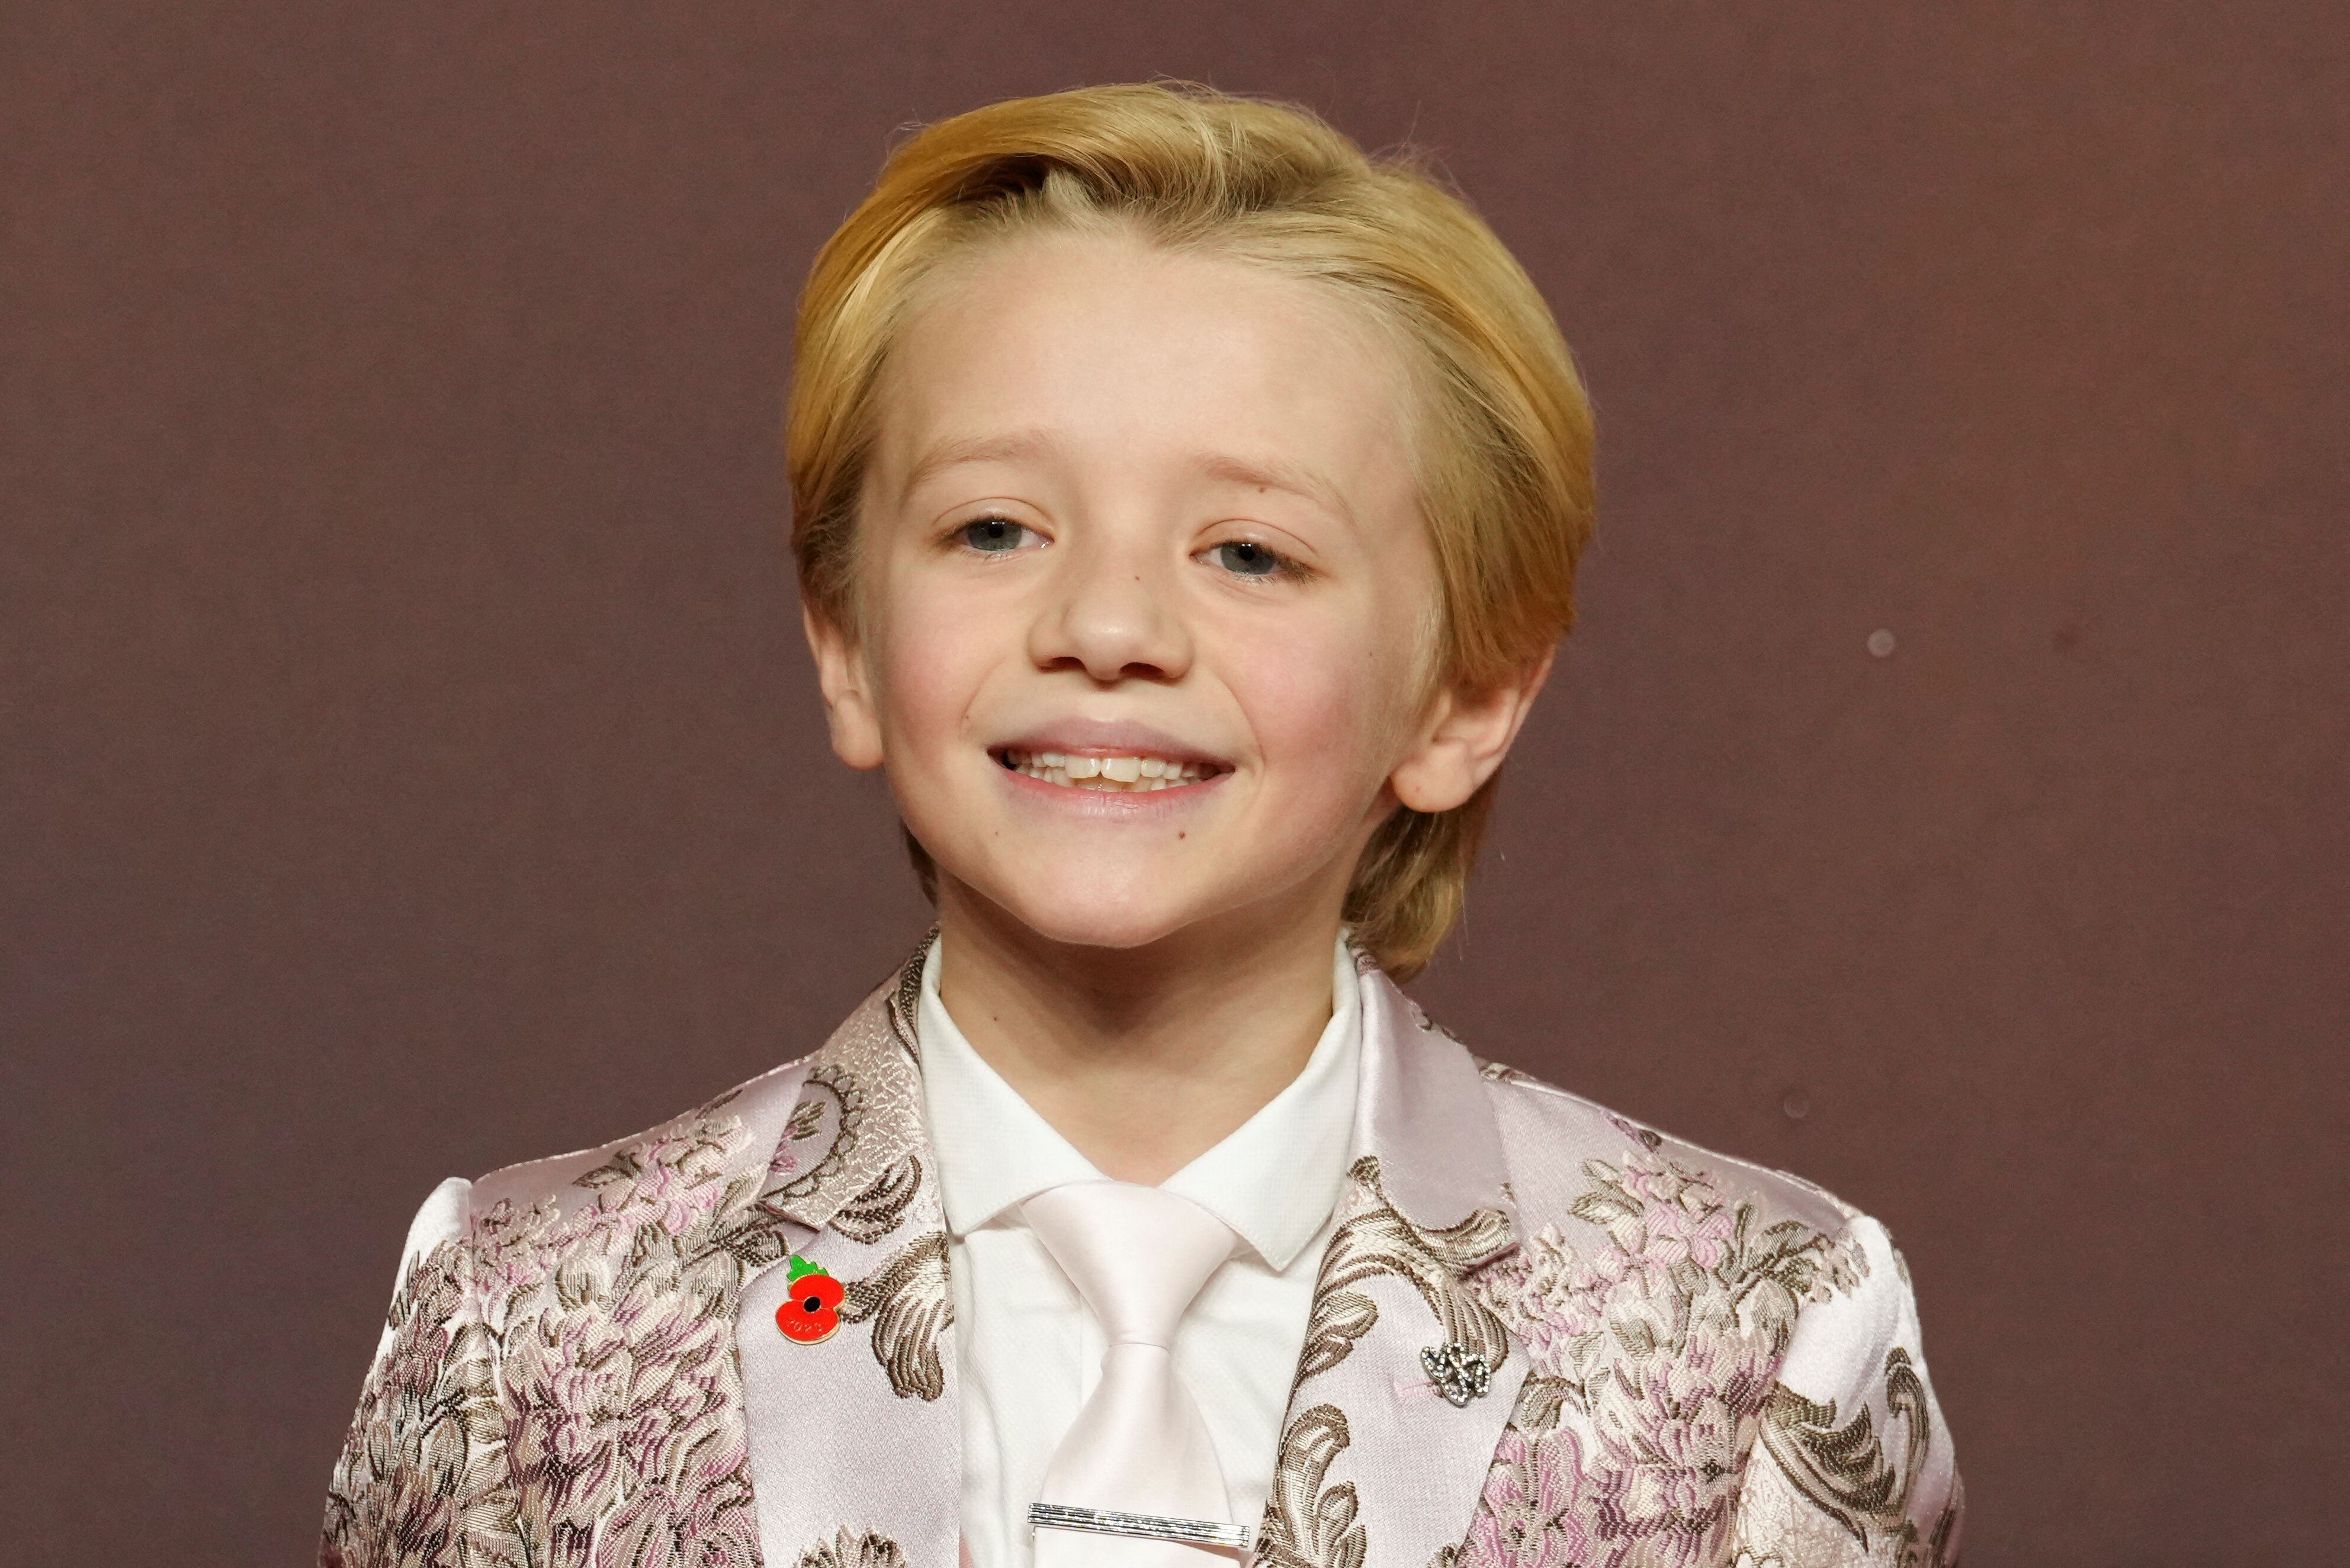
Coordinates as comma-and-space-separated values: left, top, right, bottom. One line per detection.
775, 1255, 843, 1344
1420, 1343, 1492, 1407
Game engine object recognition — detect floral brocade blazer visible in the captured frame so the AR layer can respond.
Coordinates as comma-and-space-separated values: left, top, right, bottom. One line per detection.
323, 948, 1963, 1568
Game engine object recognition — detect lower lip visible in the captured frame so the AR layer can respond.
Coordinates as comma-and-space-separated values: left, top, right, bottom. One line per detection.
994, 763, 1229, 815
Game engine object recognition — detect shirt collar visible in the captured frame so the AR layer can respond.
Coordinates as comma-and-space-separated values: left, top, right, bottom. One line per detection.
915, 935, 1363, 1271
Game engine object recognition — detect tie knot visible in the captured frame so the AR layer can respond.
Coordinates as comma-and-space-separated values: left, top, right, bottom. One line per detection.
1022, 1181, 1235, 1348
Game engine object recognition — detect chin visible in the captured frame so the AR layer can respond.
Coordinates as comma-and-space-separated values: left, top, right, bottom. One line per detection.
943, 847, 1204, 953
993, 884, 1192, 953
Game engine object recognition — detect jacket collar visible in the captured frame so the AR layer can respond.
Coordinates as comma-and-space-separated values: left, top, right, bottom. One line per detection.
916, 933, 1365, 1273
754, 943, 932, 1241
1350, 954, 1521, 1251
759, 939, 1514, 1255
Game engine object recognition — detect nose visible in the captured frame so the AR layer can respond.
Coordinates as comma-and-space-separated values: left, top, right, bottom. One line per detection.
1028, 531, 1192, 684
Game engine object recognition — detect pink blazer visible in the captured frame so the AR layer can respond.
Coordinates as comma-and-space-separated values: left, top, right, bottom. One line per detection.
322, 946, 1962, 1567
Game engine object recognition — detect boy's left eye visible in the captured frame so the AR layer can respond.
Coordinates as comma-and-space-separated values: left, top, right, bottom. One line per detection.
956, 517, 1037, 553
1203, 540, 1289, 579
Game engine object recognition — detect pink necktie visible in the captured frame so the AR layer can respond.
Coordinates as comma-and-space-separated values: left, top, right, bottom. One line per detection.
1023, 1181, 1244, 1566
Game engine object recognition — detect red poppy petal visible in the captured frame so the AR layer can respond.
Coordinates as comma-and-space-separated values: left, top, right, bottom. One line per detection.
775, 1301, 840, 1344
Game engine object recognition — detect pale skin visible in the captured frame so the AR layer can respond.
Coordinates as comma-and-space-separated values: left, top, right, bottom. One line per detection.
806, 227, 1550, 1183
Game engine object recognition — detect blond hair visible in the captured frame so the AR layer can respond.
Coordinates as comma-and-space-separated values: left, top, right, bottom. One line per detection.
786, 82, 1594, 978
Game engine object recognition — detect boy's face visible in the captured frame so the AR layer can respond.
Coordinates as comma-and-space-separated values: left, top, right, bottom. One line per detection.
807, 228, 1537, 957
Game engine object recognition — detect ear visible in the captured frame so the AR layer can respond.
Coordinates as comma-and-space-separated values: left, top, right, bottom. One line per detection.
801, 603, 887, 772
1388, 647, 1554, 813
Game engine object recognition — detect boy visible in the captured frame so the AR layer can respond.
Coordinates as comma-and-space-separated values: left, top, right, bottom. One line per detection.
325, 82, 1960, 1568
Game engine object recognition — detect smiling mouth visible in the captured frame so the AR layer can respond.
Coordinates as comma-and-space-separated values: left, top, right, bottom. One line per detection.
997, 748, 1224, 792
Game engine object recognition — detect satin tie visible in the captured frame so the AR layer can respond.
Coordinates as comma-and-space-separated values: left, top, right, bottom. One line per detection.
1024, 1181, 1241, 1566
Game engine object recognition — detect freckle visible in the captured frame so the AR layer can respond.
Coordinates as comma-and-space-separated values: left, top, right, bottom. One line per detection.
1177, 831, 1186, 839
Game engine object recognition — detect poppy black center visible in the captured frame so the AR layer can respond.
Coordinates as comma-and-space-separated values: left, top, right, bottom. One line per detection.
801, 1293, 823, 1312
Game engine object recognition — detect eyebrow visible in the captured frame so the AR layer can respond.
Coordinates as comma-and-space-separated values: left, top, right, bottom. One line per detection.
1192, 452, 1351, 522
898, 430, 1054, 503
896, 430, 1353, 523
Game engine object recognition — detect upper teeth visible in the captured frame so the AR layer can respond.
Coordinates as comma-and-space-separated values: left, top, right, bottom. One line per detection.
1004, 750, 1212, 791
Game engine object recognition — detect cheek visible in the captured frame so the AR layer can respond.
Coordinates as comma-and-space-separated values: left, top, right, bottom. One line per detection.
868, 580, 998, 760
1227, 613, 1415, 799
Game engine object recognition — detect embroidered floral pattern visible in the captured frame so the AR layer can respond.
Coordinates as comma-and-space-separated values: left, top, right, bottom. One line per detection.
791, 1528, 907, 1568
1743, 1348, 1959, 1566
1758, 1351, 1924, 1544
323, 1119, 773, 1567
839, 1231, 952, 1401
829, 1156, 924, 1245
1443, 1153, 1866, 1568
1727, 1446, 1962, 1568
1433, 1422, 1600, 1568
1293, 1155, 1514, 1383
766, 1063, 866, 1200
329, 951, 1957, 1568
323, 1243, 515, 1567
1261, 1155, 1513, 1567
1256, 1405, 1366, 1568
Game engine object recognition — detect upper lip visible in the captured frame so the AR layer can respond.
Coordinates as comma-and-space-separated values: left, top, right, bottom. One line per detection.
991, 719, 1233, 771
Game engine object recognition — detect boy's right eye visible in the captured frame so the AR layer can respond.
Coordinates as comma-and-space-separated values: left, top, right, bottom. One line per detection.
956, 516, 1035, 553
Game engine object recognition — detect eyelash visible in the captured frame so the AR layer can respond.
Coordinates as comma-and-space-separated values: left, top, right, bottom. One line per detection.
946, 516, 1311, 583
1200, 538, 1309, 583
949, 515, 1038, 555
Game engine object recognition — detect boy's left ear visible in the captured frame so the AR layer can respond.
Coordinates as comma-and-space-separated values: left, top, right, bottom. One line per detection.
1388, 648, 1555, 814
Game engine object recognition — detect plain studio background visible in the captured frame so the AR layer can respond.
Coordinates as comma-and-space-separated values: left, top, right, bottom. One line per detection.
4, 4, 2344, 1563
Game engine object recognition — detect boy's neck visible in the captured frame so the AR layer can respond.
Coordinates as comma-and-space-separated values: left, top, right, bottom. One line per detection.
932, 884, 1346, 1185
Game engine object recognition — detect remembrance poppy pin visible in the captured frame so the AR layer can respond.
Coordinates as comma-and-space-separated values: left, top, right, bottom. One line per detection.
776, 1254, 844, 1345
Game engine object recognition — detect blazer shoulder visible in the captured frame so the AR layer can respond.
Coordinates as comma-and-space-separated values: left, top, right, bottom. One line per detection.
1471, 1053, 1865, 1244
328, 1046, 833, 1568
462, 1049, 821, 1222
1467, 1050, 1955, 1397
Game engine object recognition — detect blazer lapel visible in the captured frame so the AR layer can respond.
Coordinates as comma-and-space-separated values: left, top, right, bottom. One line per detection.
1256, 966, 1527, 1568
736, 953, 965, 1568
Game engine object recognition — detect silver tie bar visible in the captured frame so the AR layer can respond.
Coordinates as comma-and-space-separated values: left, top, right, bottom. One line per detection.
1028, 1502, 1253, 1553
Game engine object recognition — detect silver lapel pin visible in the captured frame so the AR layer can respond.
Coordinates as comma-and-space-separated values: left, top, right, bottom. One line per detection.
1420, 1344, 1493, 1407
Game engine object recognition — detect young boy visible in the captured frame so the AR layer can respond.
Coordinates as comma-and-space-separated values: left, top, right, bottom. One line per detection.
324, 83, 1960, 1568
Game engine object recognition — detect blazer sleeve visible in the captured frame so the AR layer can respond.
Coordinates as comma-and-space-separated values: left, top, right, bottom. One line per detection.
1726, 1213, 1965, 1567
320, 1177, 526, 1568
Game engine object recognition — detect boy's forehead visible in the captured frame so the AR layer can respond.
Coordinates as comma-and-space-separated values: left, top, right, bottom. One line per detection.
869, 233, 1418, 509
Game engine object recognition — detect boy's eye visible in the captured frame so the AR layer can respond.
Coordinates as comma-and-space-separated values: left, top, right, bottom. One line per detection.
956, 517, 1035, 553
1205, 540, 1287, 578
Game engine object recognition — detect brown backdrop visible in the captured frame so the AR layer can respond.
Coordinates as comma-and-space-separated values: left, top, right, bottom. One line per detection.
5, 4, 2344, 1562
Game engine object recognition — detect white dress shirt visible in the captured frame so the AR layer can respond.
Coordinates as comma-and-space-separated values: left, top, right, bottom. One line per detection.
917, 936, 1363, 1568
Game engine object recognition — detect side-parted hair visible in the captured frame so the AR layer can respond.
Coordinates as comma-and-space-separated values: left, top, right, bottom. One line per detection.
786, 82, 1594, 979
